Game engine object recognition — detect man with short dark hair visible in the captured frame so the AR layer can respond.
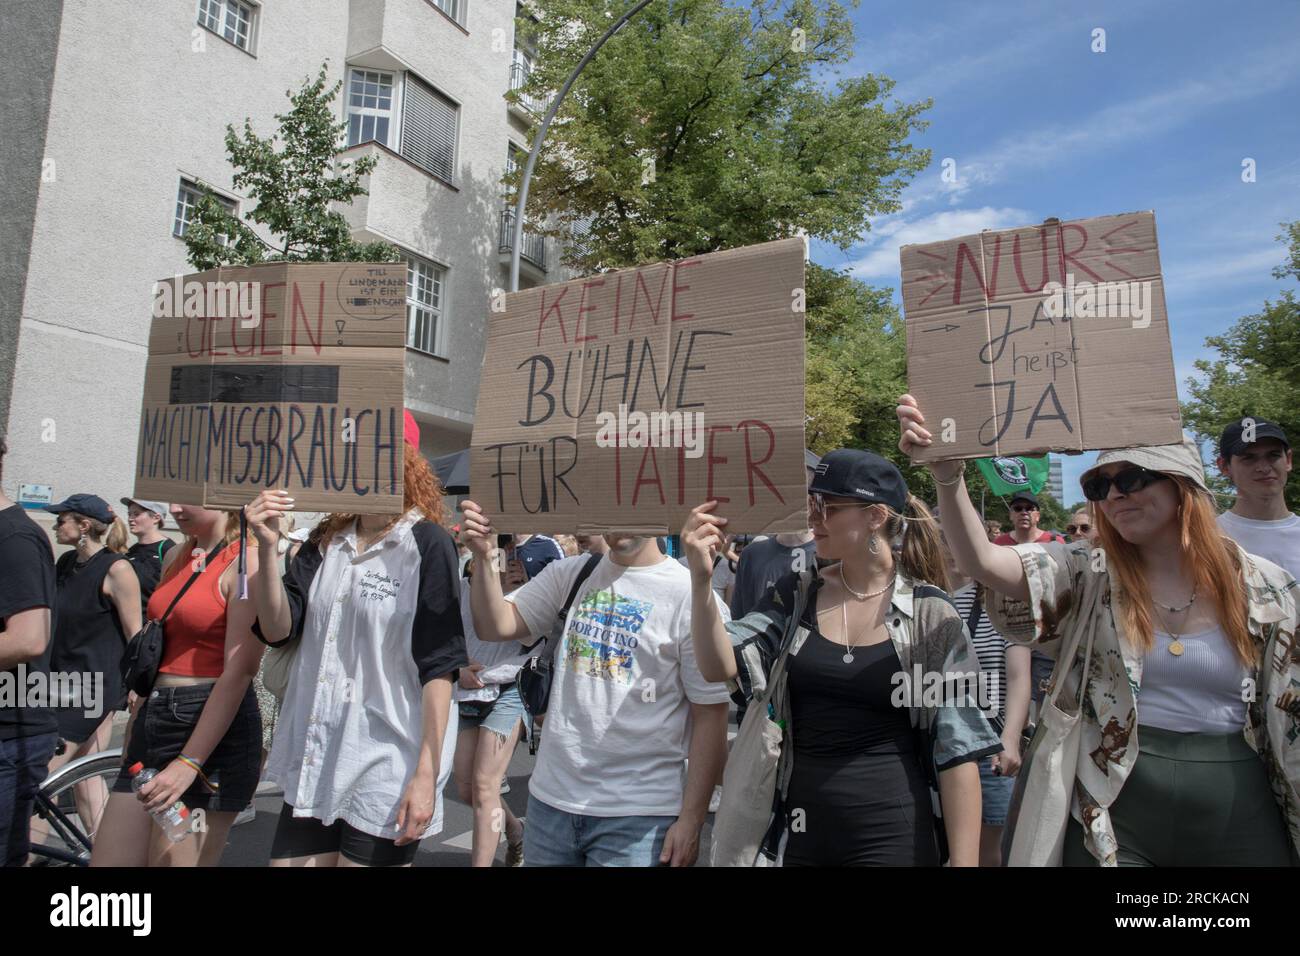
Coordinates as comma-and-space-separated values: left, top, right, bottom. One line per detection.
992, 492, 1065, 546
0, 435, 60, 866
1216, 418, 1298, 582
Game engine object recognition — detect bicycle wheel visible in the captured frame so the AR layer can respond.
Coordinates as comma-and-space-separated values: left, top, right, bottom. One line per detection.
29, 749, 124, 866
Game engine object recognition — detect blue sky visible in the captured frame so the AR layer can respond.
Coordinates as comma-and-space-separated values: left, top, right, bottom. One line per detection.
808, 0, 1300, 503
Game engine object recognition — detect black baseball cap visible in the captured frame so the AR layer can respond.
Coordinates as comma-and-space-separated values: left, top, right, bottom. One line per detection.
808, 449, 908, 512
43, 494, 115, 524
1218, 418, 1290, 460
1008, 491, 1039, 508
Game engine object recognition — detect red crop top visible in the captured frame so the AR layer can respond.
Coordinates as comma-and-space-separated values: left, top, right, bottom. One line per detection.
149, 541, 242, 678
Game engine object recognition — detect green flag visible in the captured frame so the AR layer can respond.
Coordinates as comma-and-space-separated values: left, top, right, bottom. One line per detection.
975, 455, 1051, 496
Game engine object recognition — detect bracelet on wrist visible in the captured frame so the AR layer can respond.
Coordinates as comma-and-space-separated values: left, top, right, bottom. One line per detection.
931, 461, 967, 487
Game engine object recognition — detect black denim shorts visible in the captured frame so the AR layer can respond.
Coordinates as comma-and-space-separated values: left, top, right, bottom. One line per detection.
111, 683, 261, 812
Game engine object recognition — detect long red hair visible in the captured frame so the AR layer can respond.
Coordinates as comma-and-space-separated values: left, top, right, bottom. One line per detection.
1093, 474, 1252, 665
310, 444, 447, 548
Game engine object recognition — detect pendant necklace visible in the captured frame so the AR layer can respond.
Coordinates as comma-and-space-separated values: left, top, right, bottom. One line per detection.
838, 567, 894, 664
1154, 586, 1197, 656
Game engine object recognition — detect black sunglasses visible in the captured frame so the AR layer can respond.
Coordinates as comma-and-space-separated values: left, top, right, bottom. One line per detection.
1066, 523, 1091, 534
1081, 466, 1169, 502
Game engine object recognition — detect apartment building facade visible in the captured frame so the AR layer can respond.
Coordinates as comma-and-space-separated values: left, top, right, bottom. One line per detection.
1, 0, 565, 515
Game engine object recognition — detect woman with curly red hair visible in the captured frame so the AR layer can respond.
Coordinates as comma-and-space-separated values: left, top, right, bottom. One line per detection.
244, 412, 468, 867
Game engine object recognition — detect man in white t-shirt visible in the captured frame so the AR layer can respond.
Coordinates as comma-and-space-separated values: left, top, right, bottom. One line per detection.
1216, 417, 1299, 583
459, 499, 730, 867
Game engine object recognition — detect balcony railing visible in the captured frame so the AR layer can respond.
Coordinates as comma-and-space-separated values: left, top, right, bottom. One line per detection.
499, 209, 546, 270
508, 57, 547, 115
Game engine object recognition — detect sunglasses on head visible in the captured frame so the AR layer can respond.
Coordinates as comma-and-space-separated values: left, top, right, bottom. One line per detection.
1066, 523, 1091, 534
1081, 466, 1169, 502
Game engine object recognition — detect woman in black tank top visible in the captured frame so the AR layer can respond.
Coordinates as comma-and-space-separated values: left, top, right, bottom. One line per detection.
36, 496, 142, 842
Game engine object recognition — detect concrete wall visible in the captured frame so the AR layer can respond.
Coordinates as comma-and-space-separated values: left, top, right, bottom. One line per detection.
3, 0, 571, 506
0, 1, 63, 446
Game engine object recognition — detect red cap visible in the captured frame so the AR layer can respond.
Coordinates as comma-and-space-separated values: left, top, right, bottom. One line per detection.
403, 409, 420, 449
128, 762, 144, 775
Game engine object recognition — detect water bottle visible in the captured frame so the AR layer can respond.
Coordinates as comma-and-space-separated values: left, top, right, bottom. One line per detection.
128, 762, 192, 843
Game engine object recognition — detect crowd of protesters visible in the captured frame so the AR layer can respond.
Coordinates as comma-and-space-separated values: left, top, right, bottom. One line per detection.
1, 403, 1296, 867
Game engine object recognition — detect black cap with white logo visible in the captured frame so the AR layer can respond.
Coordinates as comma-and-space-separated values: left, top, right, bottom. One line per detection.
1218, 418, 1290, 460
808, 449, 908, 512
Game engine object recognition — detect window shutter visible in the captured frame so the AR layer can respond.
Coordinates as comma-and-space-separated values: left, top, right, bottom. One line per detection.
401, 76, 457, 182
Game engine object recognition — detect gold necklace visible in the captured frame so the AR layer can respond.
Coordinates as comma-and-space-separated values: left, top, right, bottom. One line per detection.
1153, 604, 1189, 656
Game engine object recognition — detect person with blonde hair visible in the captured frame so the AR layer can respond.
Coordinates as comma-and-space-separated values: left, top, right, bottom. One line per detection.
91, 502, 262, 867
683, 449, 999, 866
40, 495, 141, 843
899, 394, 1300, 866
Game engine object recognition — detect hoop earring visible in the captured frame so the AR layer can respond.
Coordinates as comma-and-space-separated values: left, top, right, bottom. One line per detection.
867, 535, 880, 555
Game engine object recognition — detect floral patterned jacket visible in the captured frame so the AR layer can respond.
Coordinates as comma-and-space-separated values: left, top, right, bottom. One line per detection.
986, 540, 1300, 865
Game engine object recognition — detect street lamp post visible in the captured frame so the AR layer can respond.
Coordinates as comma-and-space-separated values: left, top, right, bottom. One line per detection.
508, 0, 657, 293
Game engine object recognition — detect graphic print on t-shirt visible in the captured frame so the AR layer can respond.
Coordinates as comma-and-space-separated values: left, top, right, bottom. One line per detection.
562, 587, 653, 685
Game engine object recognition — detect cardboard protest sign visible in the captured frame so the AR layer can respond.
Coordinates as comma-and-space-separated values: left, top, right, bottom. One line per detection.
133, 262, 407, 513
901, 211, 1182, 462
469, 238, 809, 534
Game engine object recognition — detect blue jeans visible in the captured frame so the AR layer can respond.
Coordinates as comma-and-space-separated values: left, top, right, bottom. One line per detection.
978, 756, 1014, 826
524, 794, 674, 867
0, 732, 57, 867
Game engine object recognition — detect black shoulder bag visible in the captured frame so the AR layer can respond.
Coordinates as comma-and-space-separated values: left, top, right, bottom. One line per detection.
517, 552, 602, 752
120, 542, 225, 696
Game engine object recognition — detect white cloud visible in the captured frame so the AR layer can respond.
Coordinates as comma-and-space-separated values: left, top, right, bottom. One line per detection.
848, 206, 1031, 279
1164, 247, 1284, 291
952, 45, 1300, 193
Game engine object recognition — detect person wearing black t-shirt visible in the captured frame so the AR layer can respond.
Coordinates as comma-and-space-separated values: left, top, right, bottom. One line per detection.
0, 437, 60, 866
120, 497, 175, 608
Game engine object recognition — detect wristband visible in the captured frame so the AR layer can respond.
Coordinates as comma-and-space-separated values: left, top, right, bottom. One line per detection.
177, 753, 220, 792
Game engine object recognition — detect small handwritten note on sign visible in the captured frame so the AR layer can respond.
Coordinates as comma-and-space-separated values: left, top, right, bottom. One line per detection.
133, 262, 407, 513
469, 238, 809, 535
900, 211, 1182, 462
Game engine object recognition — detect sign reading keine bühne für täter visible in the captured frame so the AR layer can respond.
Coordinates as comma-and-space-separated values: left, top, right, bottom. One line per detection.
470, 238, 810, 534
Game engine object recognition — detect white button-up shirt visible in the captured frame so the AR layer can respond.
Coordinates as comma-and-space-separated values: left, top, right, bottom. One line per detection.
266, 510, 462, 840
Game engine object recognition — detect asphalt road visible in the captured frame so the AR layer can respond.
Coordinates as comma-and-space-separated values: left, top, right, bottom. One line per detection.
110, 712, 727, 867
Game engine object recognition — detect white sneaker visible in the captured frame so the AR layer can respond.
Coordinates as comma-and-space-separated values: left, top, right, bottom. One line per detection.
708, 785, 722, 814
233, 804, 257, 826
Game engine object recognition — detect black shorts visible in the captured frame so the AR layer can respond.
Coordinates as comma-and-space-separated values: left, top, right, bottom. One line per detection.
111, 683, 261, 812
269, 803, 419, 867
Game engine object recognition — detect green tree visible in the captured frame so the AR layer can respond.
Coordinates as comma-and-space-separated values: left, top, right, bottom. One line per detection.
1183, 222, 1299, 512
183, 64, 397, 271
517, 0, 930, 269
802, 263, 935, 500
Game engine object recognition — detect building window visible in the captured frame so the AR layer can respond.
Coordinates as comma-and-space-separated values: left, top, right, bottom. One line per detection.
401, 76, 458, 183
197, 0, 255, 52
174, 179, 238, 241
406, 256, 446, 356
431, 0, 464, 25
346, 69, 397, 148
